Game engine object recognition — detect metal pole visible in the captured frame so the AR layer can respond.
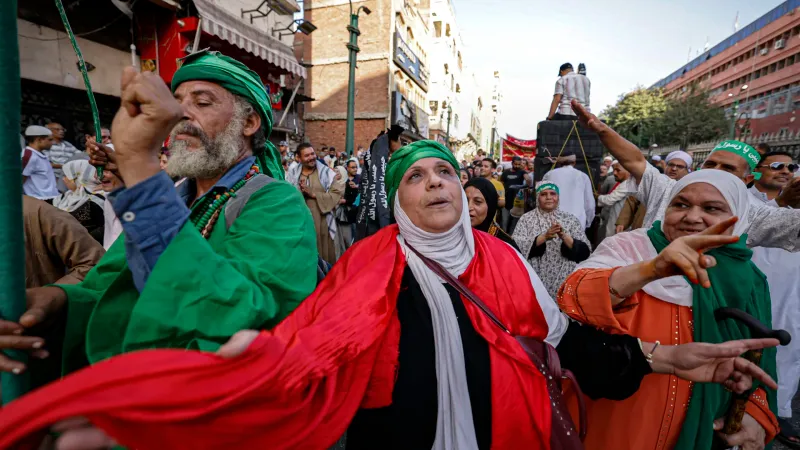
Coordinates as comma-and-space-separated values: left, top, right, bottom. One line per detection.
446, 105, 452, 149
729, 100, 740, 139
277, 80, 303, 127
490, 127, 497, 159
192, 18, 203, 53
0, 0, 28, 404
345, 13, 361, 156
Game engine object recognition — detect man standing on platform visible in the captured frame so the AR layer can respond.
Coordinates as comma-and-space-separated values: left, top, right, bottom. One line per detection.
548, 63, 590, 121
288, 143, 345, 265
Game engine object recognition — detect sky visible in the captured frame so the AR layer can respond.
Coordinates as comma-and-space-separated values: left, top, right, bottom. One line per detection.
454, 0, 785, 139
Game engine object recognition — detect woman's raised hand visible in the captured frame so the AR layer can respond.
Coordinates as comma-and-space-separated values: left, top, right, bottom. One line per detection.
649, 217, 740, 288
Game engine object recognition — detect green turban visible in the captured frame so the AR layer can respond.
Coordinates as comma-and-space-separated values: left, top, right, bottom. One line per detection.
385, 140, 460, 207
171, 50, 284, 180
711, 139, 761, 171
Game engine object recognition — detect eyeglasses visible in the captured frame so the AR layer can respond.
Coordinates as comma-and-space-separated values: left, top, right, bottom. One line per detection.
666, 162, 688, 170
757, 162, 799, 173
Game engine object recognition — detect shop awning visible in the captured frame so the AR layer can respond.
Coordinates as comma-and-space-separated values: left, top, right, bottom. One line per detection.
193, 0, 306, 78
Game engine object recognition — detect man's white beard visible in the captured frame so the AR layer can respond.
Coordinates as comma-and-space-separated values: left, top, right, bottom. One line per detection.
166, 119, 244, 180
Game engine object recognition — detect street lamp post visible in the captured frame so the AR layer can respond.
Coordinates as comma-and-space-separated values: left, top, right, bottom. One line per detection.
445, 105, 452, 149
728, 84, 748, 139
345, 4, 370, 156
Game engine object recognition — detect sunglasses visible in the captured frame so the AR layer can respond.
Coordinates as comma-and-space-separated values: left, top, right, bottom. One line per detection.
758, 162, 799, 173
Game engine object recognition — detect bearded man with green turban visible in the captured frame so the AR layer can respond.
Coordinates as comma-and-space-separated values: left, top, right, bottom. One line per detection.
0, 51, 318, 381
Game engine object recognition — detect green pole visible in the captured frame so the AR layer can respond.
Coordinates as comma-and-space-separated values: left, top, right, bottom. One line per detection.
345, 13, 361, 157
55, 0, 103, 178
729, 100, 740, 139
0, 0, 29, 404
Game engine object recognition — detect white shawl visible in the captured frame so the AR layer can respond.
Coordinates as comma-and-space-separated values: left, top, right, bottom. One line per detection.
52, 160, 105, 213
577, 170, 753, 306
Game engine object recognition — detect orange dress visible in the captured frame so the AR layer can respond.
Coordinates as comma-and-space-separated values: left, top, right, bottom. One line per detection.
558, 268, 778, 450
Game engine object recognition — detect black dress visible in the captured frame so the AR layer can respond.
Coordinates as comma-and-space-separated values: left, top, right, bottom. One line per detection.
345, 268, 652, 449
69, 195, 106, 244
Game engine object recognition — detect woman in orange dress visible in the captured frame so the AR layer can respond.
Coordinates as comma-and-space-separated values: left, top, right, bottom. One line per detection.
559, 170, 779, 450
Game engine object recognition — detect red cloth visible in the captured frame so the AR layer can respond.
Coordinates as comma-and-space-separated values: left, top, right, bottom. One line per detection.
0, 226, 553, 450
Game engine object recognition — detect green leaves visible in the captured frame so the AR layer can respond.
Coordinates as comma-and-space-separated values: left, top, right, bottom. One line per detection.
602, 87, 727, 148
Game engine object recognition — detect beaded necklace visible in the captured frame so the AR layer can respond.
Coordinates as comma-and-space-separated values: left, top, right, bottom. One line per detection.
191, 164, 261, 239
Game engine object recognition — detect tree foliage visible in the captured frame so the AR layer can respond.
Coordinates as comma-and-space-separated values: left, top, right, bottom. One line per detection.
601, 86, 727, 148
601, 86, 668, 146
658, 90, 728, 148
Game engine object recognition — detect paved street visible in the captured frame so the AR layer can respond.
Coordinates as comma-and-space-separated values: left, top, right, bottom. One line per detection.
775, 392, 800, 450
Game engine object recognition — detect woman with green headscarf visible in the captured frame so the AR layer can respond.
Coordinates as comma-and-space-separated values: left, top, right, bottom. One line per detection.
559, 169, 779, 450
512, 182, 591, 299
0, 142, 783, 450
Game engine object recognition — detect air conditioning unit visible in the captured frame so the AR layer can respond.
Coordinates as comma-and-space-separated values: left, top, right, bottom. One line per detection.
775, 39, 787, 49
760, 47, 770, 56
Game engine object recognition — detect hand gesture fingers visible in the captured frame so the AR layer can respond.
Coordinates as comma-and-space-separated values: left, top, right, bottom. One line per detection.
699, 216, 738, 236
682, 234, 741, 254
0, 334, 46, 374
571, 100, 604, 133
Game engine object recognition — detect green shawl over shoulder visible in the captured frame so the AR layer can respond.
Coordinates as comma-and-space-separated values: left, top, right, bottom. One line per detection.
647, 222, 777, 450
58, 180, 318, 374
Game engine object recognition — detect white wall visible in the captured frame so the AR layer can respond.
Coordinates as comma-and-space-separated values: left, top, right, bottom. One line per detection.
209, 0, 299, 48
18, 19, 131, 97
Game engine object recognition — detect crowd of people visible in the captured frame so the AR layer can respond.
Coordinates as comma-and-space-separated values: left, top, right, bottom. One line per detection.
1, 52, 799, 450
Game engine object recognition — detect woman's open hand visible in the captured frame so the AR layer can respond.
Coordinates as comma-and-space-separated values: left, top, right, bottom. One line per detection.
654, 338, 779, 392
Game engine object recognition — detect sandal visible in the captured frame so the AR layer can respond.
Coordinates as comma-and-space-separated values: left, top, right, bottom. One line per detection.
778, 417, 800, 449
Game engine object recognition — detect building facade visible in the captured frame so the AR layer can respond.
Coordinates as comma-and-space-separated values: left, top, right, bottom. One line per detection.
426, 0, 497, 161
302, 0, 431, 152
653, 0, 800, 158
18, 0, 307, 149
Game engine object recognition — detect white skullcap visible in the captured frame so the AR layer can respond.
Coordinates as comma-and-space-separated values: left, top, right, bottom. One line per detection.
665, 150, 693, 167
25, 125, 52, 137
603, 156, 613, 161
652, 155, 662, 161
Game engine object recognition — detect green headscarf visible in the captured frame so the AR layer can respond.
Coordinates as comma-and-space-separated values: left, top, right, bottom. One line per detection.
647, 223, 777, 450
171, 50, 284, 180
536, 182, 559, 195
385, 140, 460, 207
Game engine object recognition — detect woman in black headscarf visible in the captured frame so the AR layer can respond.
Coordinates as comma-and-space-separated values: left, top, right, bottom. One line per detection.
464, 177, 519, 251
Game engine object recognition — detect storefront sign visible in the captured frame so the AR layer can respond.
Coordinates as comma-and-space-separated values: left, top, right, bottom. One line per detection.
393, 32, 429, 92
392, 91, 429, 141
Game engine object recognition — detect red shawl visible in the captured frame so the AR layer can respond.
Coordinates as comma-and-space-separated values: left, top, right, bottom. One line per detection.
0, 226, 553, 450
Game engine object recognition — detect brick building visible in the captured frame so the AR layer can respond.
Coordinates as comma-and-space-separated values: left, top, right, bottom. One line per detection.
653, 0, 800, 158
301, 0, 431, 152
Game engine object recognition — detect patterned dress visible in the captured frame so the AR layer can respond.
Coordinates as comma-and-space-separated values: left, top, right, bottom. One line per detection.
512, 208, 591, 299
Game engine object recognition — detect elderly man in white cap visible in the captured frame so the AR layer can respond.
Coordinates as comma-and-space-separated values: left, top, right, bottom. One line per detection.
664, 150, 692, 180
22, 125, 59, 201
542, 154, 595, 230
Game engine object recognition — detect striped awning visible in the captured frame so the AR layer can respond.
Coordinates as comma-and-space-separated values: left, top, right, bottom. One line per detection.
193, 0, 306, 78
